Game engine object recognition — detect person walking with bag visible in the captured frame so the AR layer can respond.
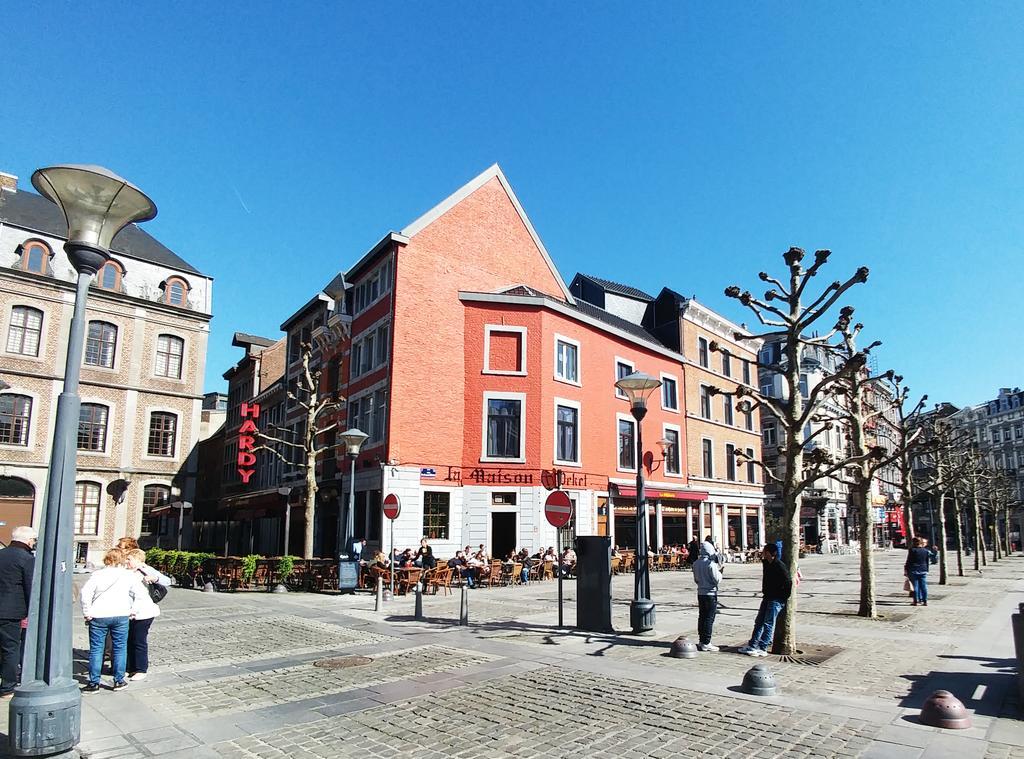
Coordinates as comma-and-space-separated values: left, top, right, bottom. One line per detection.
905, 536, 932, 606
692, 539, 723, 651
124, 549, 171, 681
738, 543, 792, 656
0, 526, 36, 700
81, 548, 146, 692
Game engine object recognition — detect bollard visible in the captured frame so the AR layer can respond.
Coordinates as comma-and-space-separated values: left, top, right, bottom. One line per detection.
202, 581, 216, 593
375, 576, 384, 612
271, 583, 288, 593
459, 584, 469, 626
920, 690, 972, 729
1012, 603, 1024, 713
670, 636, 698, 659
741, 664, 778, 696
414, 580, 424, 620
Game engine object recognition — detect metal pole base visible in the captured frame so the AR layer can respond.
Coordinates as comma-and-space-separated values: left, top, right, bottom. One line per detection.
9, 679, 81, 756
629, 598, 656, 635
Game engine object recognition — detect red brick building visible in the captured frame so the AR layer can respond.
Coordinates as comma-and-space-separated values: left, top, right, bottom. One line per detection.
207, 165, 766, 558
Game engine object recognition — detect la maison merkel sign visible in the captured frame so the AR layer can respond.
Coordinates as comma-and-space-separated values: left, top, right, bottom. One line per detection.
237, 402, 260, 484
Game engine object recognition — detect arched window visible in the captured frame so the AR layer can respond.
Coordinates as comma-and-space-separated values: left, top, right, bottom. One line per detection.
155, 334, 184, 379
161, 277, 190, 307
0, 395, 32, 446
78, 403, 109, 451
84, 321, 118, 368
74, 481, 101, 535
147, 412, 177, 457
6, 306, 43, 357
18, 240, 52, 274
142, 484, 170, 535
96, 260, 124, 291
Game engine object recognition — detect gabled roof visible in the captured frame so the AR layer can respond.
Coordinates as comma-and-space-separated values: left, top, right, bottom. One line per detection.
572, 273, 654, 301
0, 186, 204, 276
401, 164, 575, 304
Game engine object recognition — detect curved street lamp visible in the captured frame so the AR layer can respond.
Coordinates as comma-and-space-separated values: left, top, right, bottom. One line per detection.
614, 371, 662, 634
337, 428, 369, 590
11, 166, 156, 757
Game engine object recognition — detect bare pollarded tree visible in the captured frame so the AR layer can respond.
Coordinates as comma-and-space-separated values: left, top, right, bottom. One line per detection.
255, 342, 340, 559
720, 247, 879, 655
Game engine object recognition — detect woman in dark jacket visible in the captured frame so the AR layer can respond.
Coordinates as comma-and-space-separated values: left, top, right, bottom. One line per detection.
905, 536, 932, 606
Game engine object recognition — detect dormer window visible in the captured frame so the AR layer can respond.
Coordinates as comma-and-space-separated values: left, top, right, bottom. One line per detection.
18, 240, 52, 274
161, 277, 190, 307
96, 260, 124, 291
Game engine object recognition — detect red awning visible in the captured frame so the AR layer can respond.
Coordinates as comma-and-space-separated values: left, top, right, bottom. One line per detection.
614, 486, 709, 502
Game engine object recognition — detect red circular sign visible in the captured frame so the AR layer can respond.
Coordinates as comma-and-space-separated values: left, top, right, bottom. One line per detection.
544, 491, 573, 528
383, 493, 401, 520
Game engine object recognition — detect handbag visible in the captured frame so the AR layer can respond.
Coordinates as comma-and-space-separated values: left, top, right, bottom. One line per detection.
902, 578, 912, 592
147, 582, 168, 604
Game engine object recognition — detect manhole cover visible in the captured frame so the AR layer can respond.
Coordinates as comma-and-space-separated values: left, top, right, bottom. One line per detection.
313, 656, 373, 669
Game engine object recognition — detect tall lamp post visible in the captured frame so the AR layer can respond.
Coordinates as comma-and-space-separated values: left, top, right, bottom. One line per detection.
11, 166, 156, 757
337, 428, 368, 590
615, 371, 662, 635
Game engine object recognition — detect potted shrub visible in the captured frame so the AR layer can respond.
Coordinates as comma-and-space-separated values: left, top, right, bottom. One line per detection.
273, 555, 296, 593
241, 554, 260, 588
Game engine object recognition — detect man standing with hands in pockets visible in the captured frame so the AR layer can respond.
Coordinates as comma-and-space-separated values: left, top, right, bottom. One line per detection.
692, 537, 723, 651
739, 542, 792, 656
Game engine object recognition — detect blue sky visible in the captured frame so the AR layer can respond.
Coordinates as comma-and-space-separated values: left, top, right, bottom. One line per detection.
3, 3, 1021, 406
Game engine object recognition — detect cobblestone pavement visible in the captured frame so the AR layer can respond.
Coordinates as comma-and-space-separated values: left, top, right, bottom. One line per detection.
213, 667, 881, 759
12, 549, 1021, 758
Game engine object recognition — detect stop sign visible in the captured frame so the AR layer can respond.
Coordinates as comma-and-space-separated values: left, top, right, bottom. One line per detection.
544, 490, 573, 528
383, 493, 401, 520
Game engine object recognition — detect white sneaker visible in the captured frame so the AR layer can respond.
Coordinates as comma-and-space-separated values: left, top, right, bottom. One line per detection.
753, 648, 769, 657
129, 672, 148, 682
744, 646, 762, 656
737, 645, 755, 654
697, 643, 719, 652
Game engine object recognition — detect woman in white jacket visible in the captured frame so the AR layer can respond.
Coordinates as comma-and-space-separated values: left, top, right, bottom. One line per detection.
80, 548, 147, 692
124, 548, 171, 681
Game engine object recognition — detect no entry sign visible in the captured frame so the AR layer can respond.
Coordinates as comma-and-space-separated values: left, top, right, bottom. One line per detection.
383, 493, 401, 520
544, 490, 573, 528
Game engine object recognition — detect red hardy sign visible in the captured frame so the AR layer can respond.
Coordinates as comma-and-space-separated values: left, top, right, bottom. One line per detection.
383, 493, 401, 520
237, 402, 260, 484
544, 490, 573, 529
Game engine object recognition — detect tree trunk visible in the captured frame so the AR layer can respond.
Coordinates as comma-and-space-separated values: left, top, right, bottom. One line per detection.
303, 468, 316, 560
953, 494, 964, 577
1004, 508, 1012, 555
856, 479, 876, 617
774, 484, 800, 655
901, 460, 916, 542
937, 492, 948, 585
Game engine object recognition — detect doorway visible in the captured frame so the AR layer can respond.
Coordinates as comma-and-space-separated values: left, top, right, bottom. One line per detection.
491, 512, 516, 559
0, 477, 35, 545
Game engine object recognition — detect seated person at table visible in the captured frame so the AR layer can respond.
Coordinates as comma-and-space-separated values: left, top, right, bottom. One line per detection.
478, 544, 490, 561
448, 551, 477, 588
611, 546, 621, 559
371, 551, 390, 569
517, 549, 533, 583
559, 547, 576, 577
542, 547, 557, 563
415, 538, 436, 570
397, 549, 416, 569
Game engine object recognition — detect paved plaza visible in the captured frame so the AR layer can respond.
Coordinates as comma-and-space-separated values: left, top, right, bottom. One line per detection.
3, 550, 1024, 758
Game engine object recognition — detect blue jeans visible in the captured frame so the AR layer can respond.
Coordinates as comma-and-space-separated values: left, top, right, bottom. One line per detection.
749, 598, 785, 651
88, 617, 129, 685
909, 572, 928, 603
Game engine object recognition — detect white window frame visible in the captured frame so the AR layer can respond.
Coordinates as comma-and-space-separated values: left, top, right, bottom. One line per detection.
614, 357, 635, 399
553, 397, 582, 467
481, 391, 527, 463
553, 334, 581, 387
142, 406, 182, 462
701, 436, 714, 479
660, 372, 679, 413
153, 333, 186, 381
483, 325, 528, 376
661, 423, 683, 478
615, 412, 637, 473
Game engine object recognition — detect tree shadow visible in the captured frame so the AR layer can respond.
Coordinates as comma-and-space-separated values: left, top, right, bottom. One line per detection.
897, 669, 1015, 718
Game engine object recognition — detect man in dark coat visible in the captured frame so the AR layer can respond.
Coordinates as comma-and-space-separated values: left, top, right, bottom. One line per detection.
738, 542, 792, 656
0, 526, 37, 699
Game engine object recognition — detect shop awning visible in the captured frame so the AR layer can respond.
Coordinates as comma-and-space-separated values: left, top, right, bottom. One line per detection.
614, 486, 709, 502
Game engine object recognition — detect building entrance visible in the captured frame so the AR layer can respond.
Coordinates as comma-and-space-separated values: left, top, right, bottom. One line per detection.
0, 477, 35, 545
491, 512, 516, 559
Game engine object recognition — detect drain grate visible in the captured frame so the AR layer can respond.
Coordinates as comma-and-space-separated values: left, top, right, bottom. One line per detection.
774, 644, 844, 666
313, 656, 373, 669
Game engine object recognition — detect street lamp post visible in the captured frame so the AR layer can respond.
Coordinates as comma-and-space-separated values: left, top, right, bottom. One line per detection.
10, 166, 156, 757
337, 428, 368, 590
615, 371, 662, 635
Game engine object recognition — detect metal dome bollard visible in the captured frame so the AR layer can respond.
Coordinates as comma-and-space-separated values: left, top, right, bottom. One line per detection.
741, 664, 778, 696
670, 636, 698, 659
920, 690, 972, 729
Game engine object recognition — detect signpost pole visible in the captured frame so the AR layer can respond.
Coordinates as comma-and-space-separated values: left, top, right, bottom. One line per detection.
544, 481, 572, 630
390, 517, 395, 598
557, 471, 564, 628
382, 494, 401, 599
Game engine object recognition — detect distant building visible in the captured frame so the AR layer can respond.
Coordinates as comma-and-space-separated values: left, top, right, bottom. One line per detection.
0, 171, 212, 559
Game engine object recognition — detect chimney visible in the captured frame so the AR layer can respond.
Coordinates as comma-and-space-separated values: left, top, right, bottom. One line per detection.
0, 172, 16, 193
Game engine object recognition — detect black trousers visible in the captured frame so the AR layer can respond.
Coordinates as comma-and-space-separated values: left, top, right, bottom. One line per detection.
127, 618, 154, 674
697, 595, 717, 645
0, 618, 22, 694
